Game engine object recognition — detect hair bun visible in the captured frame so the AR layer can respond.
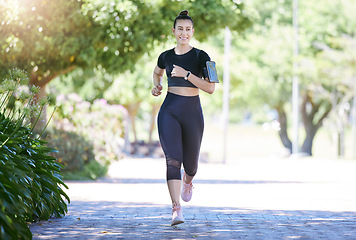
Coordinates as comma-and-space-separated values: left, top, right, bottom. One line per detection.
179, 10, 189, 16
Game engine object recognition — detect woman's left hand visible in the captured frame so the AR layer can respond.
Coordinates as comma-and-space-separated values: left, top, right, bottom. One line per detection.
171, 64, 187, 78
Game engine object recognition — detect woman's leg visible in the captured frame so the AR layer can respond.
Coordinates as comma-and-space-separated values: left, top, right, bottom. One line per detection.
167, 180, 181, 204
180, 102, 204, 202
181, 106, 204, 182
184, 174, 194, 184
158, 109, 184, 206
158, 109, 185, 225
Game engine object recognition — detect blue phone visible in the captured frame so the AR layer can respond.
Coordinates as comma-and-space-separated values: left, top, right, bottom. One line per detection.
204, 61, 219, 83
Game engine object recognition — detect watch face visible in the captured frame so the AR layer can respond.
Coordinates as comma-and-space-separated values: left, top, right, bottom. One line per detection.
185, 71, 190, 80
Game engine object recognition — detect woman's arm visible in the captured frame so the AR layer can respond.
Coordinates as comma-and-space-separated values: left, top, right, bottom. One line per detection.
151, 65, 165, 96
171, 64, 215, 94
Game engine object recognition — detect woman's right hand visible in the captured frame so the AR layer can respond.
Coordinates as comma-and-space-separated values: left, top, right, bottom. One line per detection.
151, 85, 163, 96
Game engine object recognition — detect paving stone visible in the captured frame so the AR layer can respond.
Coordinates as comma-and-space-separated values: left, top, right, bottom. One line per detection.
30, 157, 356, 239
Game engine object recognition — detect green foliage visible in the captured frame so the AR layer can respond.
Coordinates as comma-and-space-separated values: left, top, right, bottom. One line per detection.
234, 0, 356, 153
1, 0, 253, 146
0, 70, 69, 240
103, 49, 160, 104
299, 0, 356, 49
0, 0, 252, 84
62, 160, 108, 181
45, 127, 109, 180
45, 93, 127, 179
1, 0, 92, 75
80, 0, 252, 71
190, 0, 356, 154
45, 128, 95, 172
221, 0, 356, 111
52, 67, 114, 102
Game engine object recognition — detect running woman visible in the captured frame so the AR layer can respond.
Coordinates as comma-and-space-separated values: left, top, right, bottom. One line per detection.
151, 10, 215, 226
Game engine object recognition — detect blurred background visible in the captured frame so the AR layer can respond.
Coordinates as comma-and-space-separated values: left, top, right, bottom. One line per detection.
1, 0, 356, 179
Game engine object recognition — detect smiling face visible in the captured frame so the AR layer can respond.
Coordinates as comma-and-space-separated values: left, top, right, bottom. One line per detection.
172, 19, 195, 46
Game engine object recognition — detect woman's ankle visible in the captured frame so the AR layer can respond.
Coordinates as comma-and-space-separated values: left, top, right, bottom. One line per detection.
185, 176, 193, 184
172, 202, 181, 209
183, 172, 193, 184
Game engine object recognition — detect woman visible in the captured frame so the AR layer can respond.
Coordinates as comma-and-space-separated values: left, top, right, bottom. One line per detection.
151, 10, 215, 226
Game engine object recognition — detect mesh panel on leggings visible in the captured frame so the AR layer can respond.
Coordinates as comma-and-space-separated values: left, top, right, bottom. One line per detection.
166, 157, 181, 180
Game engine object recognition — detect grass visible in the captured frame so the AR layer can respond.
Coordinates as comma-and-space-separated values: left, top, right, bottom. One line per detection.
201, 121, 356, 163
201, 121, 286, 164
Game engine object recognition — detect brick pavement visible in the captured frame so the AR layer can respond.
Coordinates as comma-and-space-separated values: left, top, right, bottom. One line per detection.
30, 157, 356, 239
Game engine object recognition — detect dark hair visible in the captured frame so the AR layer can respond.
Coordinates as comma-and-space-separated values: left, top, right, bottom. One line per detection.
173, 10, 194, 29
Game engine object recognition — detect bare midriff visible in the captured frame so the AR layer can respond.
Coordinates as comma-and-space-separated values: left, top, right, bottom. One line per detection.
168, 87, 199, 96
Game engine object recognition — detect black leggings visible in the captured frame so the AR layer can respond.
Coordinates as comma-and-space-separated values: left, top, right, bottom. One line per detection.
158, 92, 204, 181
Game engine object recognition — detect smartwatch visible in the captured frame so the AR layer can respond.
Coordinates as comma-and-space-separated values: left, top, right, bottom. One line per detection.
184, 71, 191, 80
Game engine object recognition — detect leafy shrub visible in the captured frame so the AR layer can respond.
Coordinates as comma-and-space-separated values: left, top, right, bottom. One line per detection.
46, 93, 127, 179
45, 128, 95, 172
62, 160, 108, 181
45, 128, 108, 180
0, 69, 69, 239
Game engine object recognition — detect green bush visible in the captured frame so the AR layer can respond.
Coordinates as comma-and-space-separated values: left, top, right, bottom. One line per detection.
0, 69, 69, 239
45, 93, 127, 180
45, 128, 95, 172
45, 127, 108, 180
62, 160, 108, 181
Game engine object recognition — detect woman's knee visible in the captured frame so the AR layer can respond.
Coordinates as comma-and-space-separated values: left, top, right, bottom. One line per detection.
166, 157, 182, 180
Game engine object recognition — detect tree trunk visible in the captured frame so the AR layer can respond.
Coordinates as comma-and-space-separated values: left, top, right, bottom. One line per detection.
148, 103, 160, 155
276, 105, 292, 153
29, 66, 76, 134
300, 126, 317, 155
124, 102, 140, 143
300, 91, 332, 156
122, 102, 141, 153
148, 103, 160, 144
275, 91, 332, 156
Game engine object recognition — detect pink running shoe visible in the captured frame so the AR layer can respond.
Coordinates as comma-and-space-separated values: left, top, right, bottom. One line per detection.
181, 171, 194, 202
171, 203, 184, 226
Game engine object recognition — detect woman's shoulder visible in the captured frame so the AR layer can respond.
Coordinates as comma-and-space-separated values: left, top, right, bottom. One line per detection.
159, 48, 175, 57
157, 48, 175, 68
193, 47, 210, 61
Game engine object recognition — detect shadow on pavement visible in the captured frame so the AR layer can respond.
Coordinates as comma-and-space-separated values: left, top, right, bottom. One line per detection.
30, 200, 356, 240
67, 178, 303, 185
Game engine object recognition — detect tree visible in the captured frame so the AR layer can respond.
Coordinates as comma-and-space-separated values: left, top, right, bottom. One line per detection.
312, 35, 356, 156
1, 0, 96, 130
0, 0, 252, 130
221, 0, 356, 155
297, 0, 356, 155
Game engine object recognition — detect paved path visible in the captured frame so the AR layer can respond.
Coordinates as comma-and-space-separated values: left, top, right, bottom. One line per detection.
30, 157, 356, 239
